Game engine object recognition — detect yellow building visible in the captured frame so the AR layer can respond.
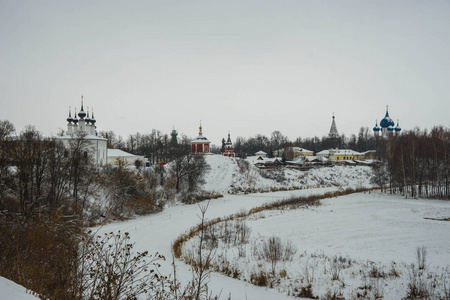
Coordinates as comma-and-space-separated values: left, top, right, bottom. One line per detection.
292, 147, 314, 158
316, 149, 364, 162
278, 147, 314, 159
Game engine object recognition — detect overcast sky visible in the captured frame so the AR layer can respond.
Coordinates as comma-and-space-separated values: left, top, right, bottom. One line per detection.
1, 0, 449, 145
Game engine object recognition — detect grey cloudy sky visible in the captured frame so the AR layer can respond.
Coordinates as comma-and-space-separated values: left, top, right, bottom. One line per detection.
1, 0, 449, 145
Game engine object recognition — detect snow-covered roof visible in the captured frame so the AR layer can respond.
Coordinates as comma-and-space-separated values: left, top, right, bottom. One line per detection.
108, 149, 136, 158
246, 156, 283, 165
276, 147, 313, 154
305, 156, 328, 162
192, 136, 210, 143
364, 150, 377, 154
293, 147, 313, 153
342, 160, 356, 164
317, 149, 364, 156
255, 150, 266, 155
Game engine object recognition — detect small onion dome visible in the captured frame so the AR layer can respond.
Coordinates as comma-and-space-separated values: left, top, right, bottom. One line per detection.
226, 131, 232, 145
91, 110, 96, 125
78, 96, 86, 119
387, 126, 394, 132
395, 120, 401, 132
373, 120, 380, 132
85, 109, 91, 124
66, 107, 73, 123
73, 107, 79, 125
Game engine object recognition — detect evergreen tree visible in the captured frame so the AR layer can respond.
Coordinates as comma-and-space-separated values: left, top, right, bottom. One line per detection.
221, 138, 226, 153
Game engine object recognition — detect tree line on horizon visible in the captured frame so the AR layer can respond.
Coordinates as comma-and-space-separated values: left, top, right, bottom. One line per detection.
101, 127, 377, 160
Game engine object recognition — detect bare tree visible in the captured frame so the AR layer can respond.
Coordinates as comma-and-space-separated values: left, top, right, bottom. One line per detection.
67, 131, 97, 212
0, 120, 15, 199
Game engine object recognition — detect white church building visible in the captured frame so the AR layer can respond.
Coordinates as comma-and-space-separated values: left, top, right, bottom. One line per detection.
58, 96, 108, 166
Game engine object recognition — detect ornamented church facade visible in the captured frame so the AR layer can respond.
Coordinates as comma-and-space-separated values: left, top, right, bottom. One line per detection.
58, 96, 108, 166
223, 131, 235, 157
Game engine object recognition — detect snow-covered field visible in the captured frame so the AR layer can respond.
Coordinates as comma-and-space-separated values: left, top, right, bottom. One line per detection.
182, 192, 450, 299
97, 188, 340, 300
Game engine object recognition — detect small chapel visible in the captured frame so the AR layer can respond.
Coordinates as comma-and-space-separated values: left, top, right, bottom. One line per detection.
191, 122, 211, 154
223, 131, 235, 157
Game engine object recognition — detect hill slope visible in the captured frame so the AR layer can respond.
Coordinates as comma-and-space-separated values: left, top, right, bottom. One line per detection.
203, 155, 374, 194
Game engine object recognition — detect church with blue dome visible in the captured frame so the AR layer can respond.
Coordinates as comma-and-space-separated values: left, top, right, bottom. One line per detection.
373, 106, 401, 137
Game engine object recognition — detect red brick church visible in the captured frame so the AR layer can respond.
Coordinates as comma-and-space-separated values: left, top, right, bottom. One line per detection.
191, 122, 211, 154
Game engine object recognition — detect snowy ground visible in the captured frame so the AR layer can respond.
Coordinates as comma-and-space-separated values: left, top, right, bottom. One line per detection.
95, 156, 450, 299
4, 155, 449, 299
203, 155, 374, 194
182, 192, 450, 299
97, 187, 340, 300
0, 277, 38, 300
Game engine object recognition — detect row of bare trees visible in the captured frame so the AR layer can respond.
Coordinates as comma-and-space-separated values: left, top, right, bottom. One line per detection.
0, 121, 96, 215
374, 126, 450, 199
99, 129, 193, 165
102, 126, 379, 160
100, 128, 211, 202
233, 128, 378, 158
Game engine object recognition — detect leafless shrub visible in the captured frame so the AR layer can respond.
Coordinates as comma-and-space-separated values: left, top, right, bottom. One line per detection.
371, 277, 384, 299
257, 235, 298, 276
406, 263, 435, 299
76, 230, 165, 300
302, 257, 318, 283
222, 221, 233, 244
217, 259, 240, 279
443, 268, 450, 299
236, 158, 249, 174
369, 264, 386, 279
283, 238, 297, 261
330, 255, 343, 281
235, 219, 251, 245
323, 288, 344, 300
356, 272, 371, 299
417, 246, 428, 270
204, 223, 219, 250
0, 210, 81, 299
251, 240, 259, 259
294, 284, 315, 298
191, 201, 216, 299
237, 244, 246, 258
388, 261, 400, 278
250, 270, 269, 287
260, 236, 284, 276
